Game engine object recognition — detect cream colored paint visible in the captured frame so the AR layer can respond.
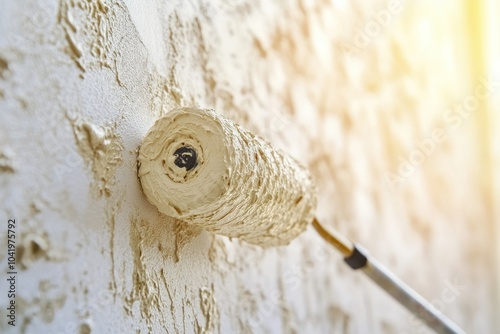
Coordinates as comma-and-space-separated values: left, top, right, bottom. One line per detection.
138, 108, 316, 246
71, 118, 123, 197
0, 0, 497, 333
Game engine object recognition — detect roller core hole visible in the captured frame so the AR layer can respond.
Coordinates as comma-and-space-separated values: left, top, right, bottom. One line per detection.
173, 146, 198, 171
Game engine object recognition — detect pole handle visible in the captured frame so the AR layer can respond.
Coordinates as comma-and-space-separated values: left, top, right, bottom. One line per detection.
312, 219, 466, 334
358, 246, 466, 334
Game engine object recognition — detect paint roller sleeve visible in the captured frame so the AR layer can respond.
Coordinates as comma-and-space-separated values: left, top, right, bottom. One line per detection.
138, 108, 317, 246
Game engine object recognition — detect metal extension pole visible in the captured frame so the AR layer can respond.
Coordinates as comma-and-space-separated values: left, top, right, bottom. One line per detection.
312, 219, 466, 334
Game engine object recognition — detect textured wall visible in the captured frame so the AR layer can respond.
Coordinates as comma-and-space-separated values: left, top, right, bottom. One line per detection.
0, 0, 497, 333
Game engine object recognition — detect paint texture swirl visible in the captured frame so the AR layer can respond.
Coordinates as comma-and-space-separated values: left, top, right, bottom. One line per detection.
138, 108, 317, 246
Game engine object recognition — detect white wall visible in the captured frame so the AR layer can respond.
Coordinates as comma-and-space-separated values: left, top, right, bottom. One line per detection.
0, 0, 497, 333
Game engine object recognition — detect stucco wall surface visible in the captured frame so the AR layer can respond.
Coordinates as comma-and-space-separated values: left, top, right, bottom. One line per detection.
0, 0, 497, 333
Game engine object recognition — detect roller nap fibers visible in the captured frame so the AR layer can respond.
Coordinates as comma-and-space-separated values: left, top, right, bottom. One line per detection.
137, 108, 465, 333
138, 108, 316, 246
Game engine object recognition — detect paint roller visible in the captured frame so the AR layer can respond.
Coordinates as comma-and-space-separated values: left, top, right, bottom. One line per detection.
137, 107, 466, 334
